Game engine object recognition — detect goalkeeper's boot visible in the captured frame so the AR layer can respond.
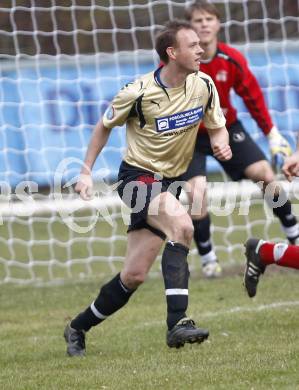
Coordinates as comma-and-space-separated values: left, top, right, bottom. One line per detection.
167, 317, 209, 349
64, 323, 86, 357
244, 238, 266, 298
202, 259, 222, 278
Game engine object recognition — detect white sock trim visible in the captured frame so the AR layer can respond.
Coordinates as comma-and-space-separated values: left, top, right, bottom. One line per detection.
255, 239, 266, 254
282, 224, 299, 238
201, 251, 217, 264
90, 301, 108, 319
165, 289, 188, 296
199, 239, 211, 248
273, 243, 288, 262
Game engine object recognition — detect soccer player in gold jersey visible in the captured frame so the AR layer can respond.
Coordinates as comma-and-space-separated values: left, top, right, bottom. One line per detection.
64, 20, 232, 356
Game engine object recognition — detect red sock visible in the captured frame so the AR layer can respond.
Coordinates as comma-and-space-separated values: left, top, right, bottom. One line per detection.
259, 242, 299, 269
259, 242, 275, 265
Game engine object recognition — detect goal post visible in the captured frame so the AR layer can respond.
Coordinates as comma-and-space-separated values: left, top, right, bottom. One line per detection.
0, 0, 298, 284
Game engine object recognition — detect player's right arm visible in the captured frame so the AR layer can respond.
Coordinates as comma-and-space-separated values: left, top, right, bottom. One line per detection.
75, 81, 139, 200
75, 119, 112, 200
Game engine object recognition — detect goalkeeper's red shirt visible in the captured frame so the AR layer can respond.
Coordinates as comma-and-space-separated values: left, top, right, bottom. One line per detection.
198, 42, 273, 134
160, 42, 273, 135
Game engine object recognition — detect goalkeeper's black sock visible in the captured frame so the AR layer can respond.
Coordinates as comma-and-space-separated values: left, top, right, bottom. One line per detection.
162, 241, 190, 330
268, 194, 299, 242
193, 215, 217, 264
71, 273, 136, 332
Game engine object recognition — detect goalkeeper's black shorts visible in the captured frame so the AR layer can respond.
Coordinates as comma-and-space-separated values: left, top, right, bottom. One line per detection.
181, 120, 267, 182
117, 161, 183, 240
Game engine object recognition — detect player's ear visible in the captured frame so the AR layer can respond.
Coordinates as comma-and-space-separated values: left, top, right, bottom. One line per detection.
166, 46, 176, 61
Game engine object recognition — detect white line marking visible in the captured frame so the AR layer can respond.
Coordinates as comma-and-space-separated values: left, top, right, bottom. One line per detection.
138, 300, 299, 328
200, 300, 299, 318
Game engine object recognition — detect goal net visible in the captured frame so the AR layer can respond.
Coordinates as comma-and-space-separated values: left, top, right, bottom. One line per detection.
0, 0, 298, 284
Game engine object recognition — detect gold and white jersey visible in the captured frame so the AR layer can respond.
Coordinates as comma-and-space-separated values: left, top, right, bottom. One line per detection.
103, 68, 226, 177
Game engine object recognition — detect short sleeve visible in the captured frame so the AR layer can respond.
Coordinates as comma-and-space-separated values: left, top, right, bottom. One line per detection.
102, 82, 138, 128
202, 78, 226, 129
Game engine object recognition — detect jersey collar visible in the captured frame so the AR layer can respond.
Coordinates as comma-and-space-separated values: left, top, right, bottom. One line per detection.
154, 66, 170, 100
154, 65, 187, 99
154, 66, 168, 88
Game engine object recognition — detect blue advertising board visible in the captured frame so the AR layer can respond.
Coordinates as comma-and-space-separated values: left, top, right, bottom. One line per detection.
0, 46, 298, 188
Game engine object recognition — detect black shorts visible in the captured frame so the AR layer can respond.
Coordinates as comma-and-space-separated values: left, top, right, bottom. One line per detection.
117, 161, 183, 240
182, 120, 267, 181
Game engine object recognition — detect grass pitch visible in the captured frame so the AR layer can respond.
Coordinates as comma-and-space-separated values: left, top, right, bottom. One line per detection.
1, 201, 299, 388
1, 269, 299, 389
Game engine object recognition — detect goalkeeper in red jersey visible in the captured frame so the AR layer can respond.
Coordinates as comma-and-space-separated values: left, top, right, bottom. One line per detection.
182, 1, 298, 278
244, 143, 299, 297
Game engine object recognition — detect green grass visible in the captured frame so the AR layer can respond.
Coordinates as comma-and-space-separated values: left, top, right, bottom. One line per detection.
2, 200, 299, 388
1, 270, 299, 389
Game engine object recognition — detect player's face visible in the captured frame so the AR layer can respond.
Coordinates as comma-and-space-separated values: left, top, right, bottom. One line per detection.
190, 10, 220, 46
173, 28, 204, 72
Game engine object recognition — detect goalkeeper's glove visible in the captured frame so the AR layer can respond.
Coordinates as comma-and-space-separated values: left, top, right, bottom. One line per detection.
267, 126, 292, 171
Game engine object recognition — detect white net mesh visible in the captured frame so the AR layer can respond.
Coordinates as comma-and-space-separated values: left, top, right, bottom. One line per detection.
0, 0, 298, 284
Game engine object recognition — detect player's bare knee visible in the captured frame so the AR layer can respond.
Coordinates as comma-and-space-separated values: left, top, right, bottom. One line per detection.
262, 171, 276, 186
121, 269, 146, 289
258, 172, 276, 193
246, 161, 275, 185
169, 220, 194, 246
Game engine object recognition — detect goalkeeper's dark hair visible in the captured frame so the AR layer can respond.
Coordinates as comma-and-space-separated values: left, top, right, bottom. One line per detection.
155, 19, 197, 64
185, 1, 221, 21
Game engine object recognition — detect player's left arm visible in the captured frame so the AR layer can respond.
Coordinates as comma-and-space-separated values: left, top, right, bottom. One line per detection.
203, 77, 232, 161
233, 51, 292, 166
207, 126, 232, 161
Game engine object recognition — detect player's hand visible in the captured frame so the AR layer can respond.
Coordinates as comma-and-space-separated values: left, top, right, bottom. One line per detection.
267, 126, 292, 170
75, 173, 93, 200
212, 143, 232, 161
282, 151, 299, 182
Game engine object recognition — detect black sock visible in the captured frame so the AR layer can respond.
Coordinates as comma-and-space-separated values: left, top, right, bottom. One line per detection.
162, 241, 190, 330
266, 193, 299, 240
71, 273, 135, 332
193, 215, 217, 264
193, 215, 212, 256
